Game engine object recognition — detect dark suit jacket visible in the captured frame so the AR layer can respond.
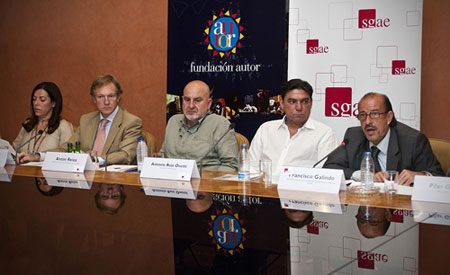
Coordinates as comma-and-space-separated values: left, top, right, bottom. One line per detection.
56, 107, 142, 164
323, 122, 444, 179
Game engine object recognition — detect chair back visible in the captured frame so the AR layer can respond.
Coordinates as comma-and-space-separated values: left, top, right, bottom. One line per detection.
142, 131, 157, 155
235, 132, 249, 151
429, 138, 450, 176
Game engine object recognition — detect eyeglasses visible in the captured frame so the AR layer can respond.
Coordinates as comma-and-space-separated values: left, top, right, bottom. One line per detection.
96, 94, 117, 101
355, 215, 384, 226
356, 111, 387, 121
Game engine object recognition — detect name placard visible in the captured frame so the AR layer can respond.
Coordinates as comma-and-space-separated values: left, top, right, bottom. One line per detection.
42, 152, 96, 173
412, 200, 450, 226
0, 165, 15, 182
140, 157, 200, 181
412, 176, 450, 203
0, 149, 15, 167
42, 170, 94, 190
278, 166, 346, 194
278, 189, 343, 214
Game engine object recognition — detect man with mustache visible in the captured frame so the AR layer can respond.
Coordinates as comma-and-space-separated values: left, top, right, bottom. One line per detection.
324, 92, 443, 186
160, 80, 238, 171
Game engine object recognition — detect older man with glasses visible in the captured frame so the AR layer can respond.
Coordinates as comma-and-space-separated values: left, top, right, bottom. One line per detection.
324, 92, 443, 186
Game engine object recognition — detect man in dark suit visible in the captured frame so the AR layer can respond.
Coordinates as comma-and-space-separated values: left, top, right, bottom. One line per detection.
323, 92, 443, 186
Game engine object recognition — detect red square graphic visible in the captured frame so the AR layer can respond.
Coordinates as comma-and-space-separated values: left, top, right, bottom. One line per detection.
359, 9, 376, 28
306, 39, 319, 54
307, 224, 319, 235
392, 60, 406, 75
325, 87, 352, 117
391, 211, 404, 223
358, 250, 375, 270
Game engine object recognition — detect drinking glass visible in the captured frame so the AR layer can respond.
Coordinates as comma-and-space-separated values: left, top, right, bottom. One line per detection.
384, 170, 398, 194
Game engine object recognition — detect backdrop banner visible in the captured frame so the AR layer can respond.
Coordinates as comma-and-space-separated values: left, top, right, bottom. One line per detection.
288, 0, 423, 140
167, 0, 287, 141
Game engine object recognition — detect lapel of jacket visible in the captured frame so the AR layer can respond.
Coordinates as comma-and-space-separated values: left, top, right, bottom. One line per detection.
102, 107, 124, 155
87, 113, 101, 151
386, 126, 400, 171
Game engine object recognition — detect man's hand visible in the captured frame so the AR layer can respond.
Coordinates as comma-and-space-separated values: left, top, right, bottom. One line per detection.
399, 170, 426, 186
374, 171, 385, 183
16, 152, 40, 164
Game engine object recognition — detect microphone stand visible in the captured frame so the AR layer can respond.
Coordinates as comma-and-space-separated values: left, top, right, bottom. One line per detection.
14, 130, 44, 161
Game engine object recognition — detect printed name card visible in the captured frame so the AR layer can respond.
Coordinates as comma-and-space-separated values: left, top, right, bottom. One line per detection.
141, 178, 200, 199
0, 165, 15, 182
0, 149, 15, 167
278, 167, 346, 194
412, 175, 450, 203
412, 200, 450, 226
140, 157, 200, 181
42, 170, 94, 190
42, 152, 96, 173
277, 189, 343, 214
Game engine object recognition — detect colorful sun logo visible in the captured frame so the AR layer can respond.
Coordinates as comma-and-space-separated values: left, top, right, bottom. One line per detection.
209, 208, 246, 255
204, 10, 244, 58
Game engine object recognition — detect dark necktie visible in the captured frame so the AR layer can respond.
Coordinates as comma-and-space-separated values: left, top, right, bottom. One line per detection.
371, 146, 382, 172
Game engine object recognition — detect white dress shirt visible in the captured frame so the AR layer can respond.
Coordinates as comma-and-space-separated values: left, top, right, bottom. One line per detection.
248, 116, 338, 182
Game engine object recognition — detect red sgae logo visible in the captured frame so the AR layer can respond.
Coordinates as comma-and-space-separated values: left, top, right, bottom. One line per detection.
306, 39, 329, 54
392, 60, 416, 75
392, 209, 413, 223
358, 9, 390, 29
325, 87, 357, 117
358, 250, 389, 269
307, 219, 329, 235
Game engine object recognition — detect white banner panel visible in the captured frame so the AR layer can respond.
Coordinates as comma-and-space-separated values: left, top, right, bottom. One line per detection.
288, 0, 423, 140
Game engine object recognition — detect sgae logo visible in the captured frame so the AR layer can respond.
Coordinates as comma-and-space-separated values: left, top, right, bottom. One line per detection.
358, 9, 390, 29
358, 250, 389, 270
204, 10, 244, 58
392, 60, 416, 75
307, 219, 329, 235
325, 87, 358, 118
209, 208, 245, 255
306, 39, 329, 54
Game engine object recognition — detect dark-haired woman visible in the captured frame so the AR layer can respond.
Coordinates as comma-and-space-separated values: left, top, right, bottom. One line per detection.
14, 82, 73, 163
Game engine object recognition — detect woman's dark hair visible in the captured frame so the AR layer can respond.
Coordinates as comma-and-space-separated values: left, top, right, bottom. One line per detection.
22, 82, 63, 134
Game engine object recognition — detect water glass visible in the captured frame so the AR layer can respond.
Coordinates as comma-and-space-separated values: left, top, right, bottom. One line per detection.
384, 170, 398, 194
259, 160, 272, 185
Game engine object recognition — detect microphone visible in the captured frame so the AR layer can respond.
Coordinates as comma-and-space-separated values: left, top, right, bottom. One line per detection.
14, 130, 44, 160
198, 123, 236, 176
104, 138, 140, 171
312, 139, 348, 168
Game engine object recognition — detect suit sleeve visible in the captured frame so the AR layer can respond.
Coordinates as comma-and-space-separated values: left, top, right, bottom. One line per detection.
323, 129, 355, 179
107, 116, 143, 165
413, 133, 445, 176
51, 126, 80, 153
12, 127, 27, 151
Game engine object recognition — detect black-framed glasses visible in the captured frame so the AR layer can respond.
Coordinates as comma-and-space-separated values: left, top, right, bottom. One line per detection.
355, 215, 384, 226
356, 111, 387, 121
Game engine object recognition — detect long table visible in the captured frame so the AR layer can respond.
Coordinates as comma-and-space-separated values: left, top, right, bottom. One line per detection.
0, 165, 448, 274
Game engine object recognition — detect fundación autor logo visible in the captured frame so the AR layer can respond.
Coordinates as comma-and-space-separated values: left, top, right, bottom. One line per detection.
358, 9, 391, 29
306, 39, 329, 54
204, 10, 244, 58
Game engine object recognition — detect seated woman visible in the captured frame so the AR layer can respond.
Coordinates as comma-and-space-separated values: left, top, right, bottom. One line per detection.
14, 82, 73, 163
